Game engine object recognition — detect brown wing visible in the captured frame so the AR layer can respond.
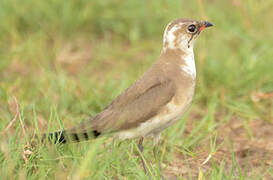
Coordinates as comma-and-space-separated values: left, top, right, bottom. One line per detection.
76, 66, 176, 133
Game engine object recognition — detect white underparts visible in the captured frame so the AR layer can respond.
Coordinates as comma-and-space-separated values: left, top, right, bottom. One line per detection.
116, 95, 194, 140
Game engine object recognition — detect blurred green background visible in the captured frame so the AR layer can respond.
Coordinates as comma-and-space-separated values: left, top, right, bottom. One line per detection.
0, 0, 272, 179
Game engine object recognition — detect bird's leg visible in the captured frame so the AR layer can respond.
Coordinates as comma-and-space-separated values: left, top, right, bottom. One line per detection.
153, 145, 162, 172
153, 133, 164, 179
138, 137, 147, 174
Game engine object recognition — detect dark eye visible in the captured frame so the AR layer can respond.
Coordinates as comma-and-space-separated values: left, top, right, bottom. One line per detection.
187, 24, 196, 33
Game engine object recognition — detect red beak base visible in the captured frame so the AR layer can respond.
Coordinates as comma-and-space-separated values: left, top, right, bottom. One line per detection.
200, 25, 206, 31
200, 21, 213, 31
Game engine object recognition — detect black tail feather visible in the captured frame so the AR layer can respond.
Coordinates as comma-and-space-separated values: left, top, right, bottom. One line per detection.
93, 130, 101, 137
43, 130, 101, 144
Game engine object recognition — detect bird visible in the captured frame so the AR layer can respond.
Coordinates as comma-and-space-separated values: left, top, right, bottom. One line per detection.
43, 18, 213, 174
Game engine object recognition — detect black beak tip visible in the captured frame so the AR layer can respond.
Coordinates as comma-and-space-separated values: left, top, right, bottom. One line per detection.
204, 21, 213, 28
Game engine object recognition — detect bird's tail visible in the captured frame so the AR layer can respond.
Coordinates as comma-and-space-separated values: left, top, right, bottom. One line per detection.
42, 129, 101, 144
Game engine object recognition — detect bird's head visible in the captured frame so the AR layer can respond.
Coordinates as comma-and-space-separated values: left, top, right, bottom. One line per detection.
163, 19, 213, 52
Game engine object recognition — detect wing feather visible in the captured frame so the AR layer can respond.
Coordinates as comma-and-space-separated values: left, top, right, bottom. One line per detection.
77, 66, 176, 133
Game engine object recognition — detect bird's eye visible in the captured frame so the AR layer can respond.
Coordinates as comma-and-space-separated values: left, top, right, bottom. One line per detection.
187, 24, 196, 33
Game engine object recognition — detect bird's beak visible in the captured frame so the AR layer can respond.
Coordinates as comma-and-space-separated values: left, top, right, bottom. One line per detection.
204, 21, 213, 28
200, 21, 213, 31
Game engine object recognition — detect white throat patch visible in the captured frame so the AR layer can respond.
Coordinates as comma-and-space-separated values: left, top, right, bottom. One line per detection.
163, 23, 196, 78
181, 48, 196, 78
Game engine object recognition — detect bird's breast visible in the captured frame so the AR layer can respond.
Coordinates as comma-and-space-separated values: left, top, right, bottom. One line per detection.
115, 83, 195, 140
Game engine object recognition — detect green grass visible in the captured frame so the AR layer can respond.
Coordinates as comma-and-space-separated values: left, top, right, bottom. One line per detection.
1, 0, 273, 179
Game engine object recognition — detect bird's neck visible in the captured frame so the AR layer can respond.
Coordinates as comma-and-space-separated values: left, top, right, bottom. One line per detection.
161, 46, 194, 60
160, 47, 196, 79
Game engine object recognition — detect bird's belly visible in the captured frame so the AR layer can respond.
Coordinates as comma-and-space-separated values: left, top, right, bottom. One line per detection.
115, 90, 194, 140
